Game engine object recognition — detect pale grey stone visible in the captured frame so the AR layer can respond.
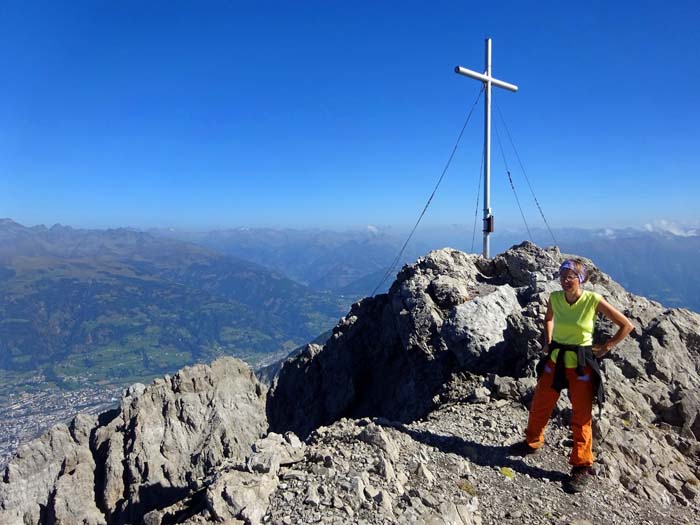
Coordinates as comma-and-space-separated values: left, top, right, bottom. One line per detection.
413, 463, 436, 484
206, 469, 278, 525
357, 424, 400, 462
442, 286, 521, 371
246, 432, 305, 475
375, 454, 396, 482
304, 484, 321, 507
0, 357, 267, 525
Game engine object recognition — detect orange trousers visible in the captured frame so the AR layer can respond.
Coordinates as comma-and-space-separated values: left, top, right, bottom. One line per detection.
526, 360, 594, 467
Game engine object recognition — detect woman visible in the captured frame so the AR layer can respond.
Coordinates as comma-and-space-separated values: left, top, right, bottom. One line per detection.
519, 259, 633, 493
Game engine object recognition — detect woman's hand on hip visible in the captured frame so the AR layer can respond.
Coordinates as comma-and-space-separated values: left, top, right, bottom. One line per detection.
592, 343, 610, 358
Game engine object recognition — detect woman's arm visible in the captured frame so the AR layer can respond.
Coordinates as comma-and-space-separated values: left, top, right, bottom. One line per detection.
593, 297, 634, 358
543, 299, 554, 353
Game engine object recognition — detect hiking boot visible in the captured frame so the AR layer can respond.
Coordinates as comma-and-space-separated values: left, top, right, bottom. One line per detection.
508, 440, 540, 457
566, 466, 594, 493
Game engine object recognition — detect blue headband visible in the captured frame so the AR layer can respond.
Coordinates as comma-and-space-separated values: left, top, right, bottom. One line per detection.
559, 260, 585, 283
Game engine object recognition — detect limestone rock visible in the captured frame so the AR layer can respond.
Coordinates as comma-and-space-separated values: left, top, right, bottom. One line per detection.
206, 469, 278, 525
0, 418, 104, 525
245, 432, 305, 474
268, 248, 518, 439
268, 241, 700, 510
357, 423, 400, 462
4, 242, 700, 524
428, 274, 470, 308
0, 357, 266, 525
442, 285, 522, 373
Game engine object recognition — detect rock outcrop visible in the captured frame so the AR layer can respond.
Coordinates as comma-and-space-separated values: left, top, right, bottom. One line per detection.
267, 242, 700, 506
2, 242, 699, 524
1, 357, 267, 524
266, 244, 558, 436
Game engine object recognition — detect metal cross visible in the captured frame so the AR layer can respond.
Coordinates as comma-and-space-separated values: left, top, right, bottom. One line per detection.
455, 38, 518, 258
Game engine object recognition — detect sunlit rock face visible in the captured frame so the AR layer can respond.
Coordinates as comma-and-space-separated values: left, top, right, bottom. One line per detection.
0, 357, 267, 524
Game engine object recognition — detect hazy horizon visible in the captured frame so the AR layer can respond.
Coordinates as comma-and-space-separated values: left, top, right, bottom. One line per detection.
3, 216, 698, 238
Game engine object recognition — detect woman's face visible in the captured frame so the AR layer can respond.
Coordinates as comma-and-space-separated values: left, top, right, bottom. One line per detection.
559, 269, 581, 293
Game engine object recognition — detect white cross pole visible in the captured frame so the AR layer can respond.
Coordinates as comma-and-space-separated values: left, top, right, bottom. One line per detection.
455, 38, 518, 258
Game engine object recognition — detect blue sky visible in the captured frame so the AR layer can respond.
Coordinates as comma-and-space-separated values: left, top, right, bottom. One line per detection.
1, 1, 698, 232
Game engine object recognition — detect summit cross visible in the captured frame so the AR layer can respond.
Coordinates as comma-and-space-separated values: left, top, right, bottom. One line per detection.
455, 38, 518, 258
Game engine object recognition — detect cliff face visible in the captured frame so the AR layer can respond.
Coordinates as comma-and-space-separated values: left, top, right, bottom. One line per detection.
266, 247, 524, 438
0, 358, 267, 524
1, 242, 699, 524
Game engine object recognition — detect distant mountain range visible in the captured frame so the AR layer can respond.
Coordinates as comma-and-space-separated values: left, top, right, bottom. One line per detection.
2, 219, 697, 395
559, 232, 700, 311
0, 219, 347, 392
159, 224, 700, 312
154, 226, 430, 294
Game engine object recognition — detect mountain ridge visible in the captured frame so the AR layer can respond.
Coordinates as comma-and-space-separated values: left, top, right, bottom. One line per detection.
0, 220, 347, 391
1, 242, 697, 524
153, 223, 700, 311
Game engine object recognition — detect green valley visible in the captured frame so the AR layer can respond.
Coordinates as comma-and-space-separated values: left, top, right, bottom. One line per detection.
0, 220, 348, 394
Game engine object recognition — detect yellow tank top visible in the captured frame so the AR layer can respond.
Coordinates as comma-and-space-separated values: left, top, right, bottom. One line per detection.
550, 290, 602, 367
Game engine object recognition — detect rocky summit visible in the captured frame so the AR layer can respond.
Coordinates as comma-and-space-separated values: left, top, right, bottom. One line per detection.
1, 242, 699, 524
